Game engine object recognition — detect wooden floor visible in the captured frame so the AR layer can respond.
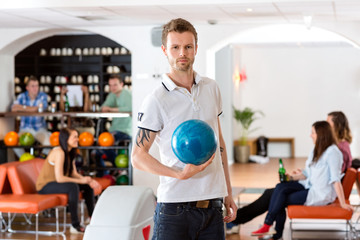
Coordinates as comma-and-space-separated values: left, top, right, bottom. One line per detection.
1, 157, 358, 240
227, 157, 306, 240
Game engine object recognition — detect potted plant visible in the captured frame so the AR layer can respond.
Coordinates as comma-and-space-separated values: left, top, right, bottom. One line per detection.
233, 106, 264, 163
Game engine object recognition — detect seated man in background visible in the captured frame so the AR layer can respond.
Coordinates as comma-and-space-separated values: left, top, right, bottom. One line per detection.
95, 74, 132, 175
101, 74, 132, 141
11, 75, 51, 157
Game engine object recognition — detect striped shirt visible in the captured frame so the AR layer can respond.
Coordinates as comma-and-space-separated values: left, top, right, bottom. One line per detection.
13, 91, 48, 130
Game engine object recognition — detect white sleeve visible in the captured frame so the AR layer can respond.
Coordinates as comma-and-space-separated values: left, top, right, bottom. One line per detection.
137, 94, 163, 132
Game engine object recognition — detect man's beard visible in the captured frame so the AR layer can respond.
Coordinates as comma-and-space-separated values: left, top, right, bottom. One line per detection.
170, 57, 194, 72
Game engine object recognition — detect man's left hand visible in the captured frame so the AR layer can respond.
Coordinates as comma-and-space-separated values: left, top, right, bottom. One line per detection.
223, 195, 237, 223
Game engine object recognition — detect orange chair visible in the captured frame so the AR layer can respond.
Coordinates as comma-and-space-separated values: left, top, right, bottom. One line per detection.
288, 168, 357, 238
0, 160, 66, 239
3, 158, 110, 229
7, 158, 68, 205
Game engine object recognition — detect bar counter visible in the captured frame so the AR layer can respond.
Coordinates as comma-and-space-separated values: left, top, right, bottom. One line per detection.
0, 111, 131, 118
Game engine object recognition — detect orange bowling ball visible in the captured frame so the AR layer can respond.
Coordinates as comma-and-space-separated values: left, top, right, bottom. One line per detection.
79, 132, 94, 146
98, 132, 114, 147
49, 131, 60, 146
4, 131, 19, 146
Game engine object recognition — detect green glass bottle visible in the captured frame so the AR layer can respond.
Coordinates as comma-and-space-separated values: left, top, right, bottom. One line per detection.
64, 95, 70, 112
278, 158, 287, 182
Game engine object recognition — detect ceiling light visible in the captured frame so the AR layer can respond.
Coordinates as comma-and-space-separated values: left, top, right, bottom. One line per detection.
207, 19, 218, 25
246, 8, 253, 12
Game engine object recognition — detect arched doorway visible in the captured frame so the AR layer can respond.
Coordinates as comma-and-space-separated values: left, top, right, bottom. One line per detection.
210, 24, 360, 162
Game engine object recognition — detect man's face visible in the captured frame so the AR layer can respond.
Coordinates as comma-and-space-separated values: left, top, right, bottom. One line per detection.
162, 31, 197, 72
109, 78, 123, 94
26, 80, 39, 97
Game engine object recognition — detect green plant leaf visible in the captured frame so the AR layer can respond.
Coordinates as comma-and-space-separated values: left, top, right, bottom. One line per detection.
233, 106, 264, 145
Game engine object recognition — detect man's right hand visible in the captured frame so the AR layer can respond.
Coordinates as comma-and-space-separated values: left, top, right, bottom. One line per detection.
176, 153, 215, 180
60, 86, 68, 95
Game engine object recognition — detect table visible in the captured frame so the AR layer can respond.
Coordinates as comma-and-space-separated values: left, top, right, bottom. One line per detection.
234, 137, 295, 158
0, 111, 131, 126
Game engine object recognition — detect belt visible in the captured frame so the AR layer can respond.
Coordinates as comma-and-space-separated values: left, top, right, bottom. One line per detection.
184, 198, 223, 209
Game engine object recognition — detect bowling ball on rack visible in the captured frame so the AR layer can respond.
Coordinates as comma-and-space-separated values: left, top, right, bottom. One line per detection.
115, 154, 129, 168
103, 175, 116, 185
171, 119, 217, 165
98, 132, 114, 147
4, 131, 19, 146
78, 132, 94, 146
116, 175, 129, 185
19, 132, 35, 146
49, 131, 60, 146
19, 152, 35, 162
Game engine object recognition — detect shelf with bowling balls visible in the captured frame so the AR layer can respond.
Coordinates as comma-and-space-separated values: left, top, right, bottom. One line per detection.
2, 130, 132, 185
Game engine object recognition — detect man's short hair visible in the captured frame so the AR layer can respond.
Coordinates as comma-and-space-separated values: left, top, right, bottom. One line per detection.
161, 18, 198, 47
25, 75, 39, 86
109, 74, 124, 84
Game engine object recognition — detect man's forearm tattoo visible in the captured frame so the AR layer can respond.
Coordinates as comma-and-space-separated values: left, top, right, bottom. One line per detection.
220, 146, 224, 166
220, 147, 224, 155
136, 128, 151, 147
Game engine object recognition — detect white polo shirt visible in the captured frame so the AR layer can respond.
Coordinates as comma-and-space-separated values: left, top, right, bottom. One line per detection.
137, 72, 228, 202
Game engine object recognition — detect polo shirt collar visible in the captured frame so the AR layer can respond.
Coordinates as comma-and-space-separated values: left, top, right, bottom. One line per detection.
162, 72, 202, 92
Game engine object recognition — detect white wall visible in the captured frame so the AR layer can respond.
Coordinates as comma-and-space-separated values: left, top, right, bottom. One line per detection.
215, 46, 234, 163
232, 45, 360, 157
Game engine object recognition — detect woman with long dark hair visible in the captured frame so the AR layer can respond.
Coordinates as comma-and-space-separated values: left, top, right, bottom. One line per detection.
251, 121, 353, 239
36, 128, 98, 233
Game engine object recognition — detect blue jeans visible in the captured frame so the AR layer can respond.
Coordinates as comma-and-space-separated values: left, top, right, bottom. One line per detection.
152, 202, 224, 240
265, 181, 308, 239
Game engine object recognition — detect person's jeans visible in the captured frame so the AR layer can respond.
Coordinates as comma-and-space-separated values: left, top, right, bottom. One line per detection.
152, 201, 224, 240
231, 187, 294, 238
233, 188, 274, 225
38, 181, 95, 227
264, 181, 308, 239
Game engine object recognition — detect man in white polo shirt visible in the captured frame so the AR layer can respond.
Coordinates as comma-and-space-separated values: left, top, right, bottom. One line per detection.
131, 18, 237, 239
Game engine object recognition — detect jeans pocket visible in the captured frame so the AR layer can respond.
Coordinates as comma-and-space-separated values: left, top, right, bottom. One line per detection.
160, 203, 185, 217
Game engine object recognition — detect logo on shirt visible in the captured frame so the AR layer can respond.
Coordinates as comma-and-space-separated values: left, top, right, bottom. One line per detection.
138, 112, 144, 122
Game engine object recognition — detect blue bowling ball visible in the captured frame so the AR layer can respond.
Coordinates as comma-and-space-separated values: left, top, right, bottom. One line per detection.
171, 119, 217, 165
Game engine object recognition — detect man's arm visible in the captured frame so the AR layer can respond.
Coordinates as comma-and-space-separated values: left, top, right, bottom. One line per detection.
81, 85, 91, 112
217, 118, 237, 222
101, 106, 120, 112
11, 104, 38, 112
131, 128, 213, 179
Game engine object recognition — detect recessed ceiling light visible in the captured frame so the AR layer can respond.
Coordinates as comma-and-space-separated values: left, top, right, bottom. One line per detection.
246, 8, 253, 12
207, 19, 218, 25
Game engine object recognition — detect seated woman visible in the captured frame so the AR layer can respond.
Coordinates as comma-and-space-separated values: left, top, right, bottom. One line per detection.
327, 111, 352, 173
227, 111, 353, 236
36, 128, 99, 233
251, 121, 353, 239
